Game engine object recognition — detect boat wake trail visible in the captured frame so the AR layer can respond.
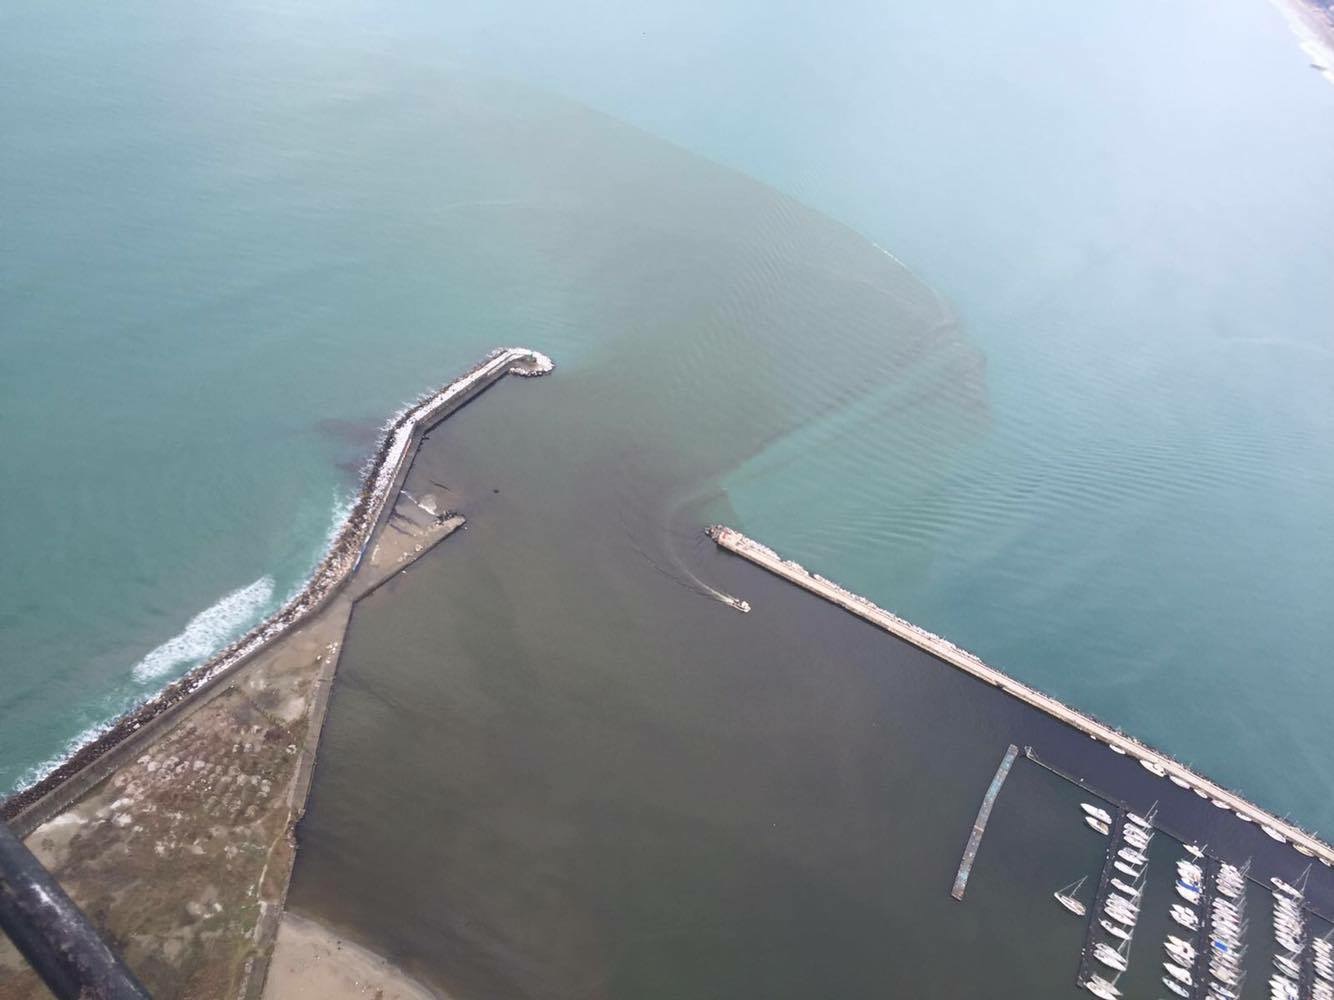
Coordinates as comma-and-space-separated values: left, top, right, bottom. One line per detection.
131, 576, 276, 683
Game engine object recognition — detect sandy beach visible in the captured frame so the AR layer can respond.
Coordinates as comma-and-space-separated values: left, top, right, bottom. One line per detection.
263, 913, 444, 1000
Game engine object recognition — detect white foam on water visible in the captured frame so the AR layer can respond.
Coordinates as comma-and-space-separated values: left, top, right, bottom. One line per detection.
131, 577, 276, 683
14, 718, 118, 792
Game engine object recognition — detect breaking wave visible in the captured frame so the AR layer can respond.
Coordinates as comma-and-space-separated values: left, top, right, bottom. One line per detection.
131, 577, 276, 683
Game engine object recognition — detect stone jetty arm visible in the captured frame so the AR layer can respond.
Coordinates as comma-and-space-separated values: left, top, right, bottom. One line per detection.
708, 524, 1334, 868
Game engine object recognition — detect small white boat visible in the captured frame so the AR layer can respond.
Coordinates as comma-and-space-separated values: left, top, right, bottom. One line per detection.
1168, 934, 1194, 951
1178, 860, 1203, 879
1272, 877, 1303, 898
1294, 843, 1315, 857
1166, 942, 1194, 964
1194, 787, 1210, 798
1123, 827, 1151, 848
1171, 904, 1200, 930
1183, 843, 1205, 859
1082, 803, 1113, 825
1085, 974, 1121, 999
1176, 882, 1202, 903
1095, 942, 1128, 972
1086, 816, 1111, 836
1101, 918, 1131, 941
1114, 860, 1142, 880
1164, 962, 1192, 986
1110, 877, 1141, 898
1236, 810, 1254, 822
1169, 774, 1191, 788
1263, 824, 1288, 843
1055, 876, 1088, 917
1212, 798, 1230, 809
1162, 975, 1190, 998
1118, 847, 1148, 865
1142, 758, 1168, 777
1275, 955, 1301, 975
1127, 811, 1152, 828
1109, 744, 1127, 755
1104, 903, 1136, 927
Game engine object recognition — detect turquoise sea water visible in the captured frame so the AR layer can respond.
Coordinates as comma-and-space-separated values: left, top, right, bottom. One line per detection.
3, 0, 1334, 842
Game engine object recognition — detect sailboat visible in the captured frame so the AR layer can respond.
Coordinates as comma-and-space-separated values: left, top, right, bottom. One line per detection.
1086, 816, 1111, 836
1054, 876, 1088, 917
1101, 918, 1132, 942
1094, 942, 1128, 972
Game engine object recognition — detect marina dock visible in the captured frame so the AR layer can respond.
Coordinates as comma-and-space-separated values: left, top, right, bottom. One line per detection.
951, 744, 1019, 901
1075, 807, 1129, 992
707, 525, 1334, 869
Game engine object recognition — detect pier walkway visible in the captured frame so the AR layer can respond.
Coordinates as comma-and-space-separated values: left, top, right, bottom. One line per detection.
1076, 808, 1130, 992
951, 744, 1019, 901
708, 525, 1334, 868
1188, 855, 1219, 999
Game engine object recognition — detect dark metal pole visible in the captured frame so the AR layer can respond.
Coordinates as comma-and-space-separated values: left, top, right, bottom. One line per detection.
0, 820, 150, 999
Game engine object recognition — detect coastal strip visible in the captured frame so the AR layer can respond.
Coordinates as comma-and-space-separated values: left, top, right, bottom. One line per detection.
707, 524, 1334, 868
950, 743, 1019, 901
1, 348, 553, 830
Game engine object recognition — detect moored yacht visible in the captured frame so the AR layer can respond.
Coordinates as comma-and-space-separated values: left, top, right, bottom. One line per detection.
1094, 942, 1128, 972
1054, 876, 1088, 916
1081, 803, 1113, 825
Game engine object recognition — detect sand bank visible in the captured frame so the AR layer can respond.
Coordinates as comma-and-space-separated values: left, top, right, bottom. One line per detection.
263, 913, 443, 1000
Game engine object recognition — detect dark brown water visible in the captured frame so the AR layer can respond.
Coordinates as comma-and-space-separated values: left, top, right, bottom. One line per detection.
288, 376, 1334, 999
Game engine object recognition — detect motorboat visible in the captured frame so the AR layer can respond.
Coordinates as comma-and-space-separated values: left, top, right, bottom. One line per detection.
1127, 811, 1152, 828
1294, 843, 1315, 857
1164, 962, 1192, 986
1177, 881, 1202, 902
1167, 934, 1194, 951
1082, 803, 1114, 825
1141, 758, 1168, 777
1236, 811, 1254, 822
1166, 941, 1194, 964
1054, 876, 1088, 917
1114, 860, 1143, 879
1162, 974, 1191, 997
1101, 918, 1131, 941
1109, 744, 1127, 755
1184, 843, 1205, 859
1170, 774, 1191, 789
1095, 942, 1128, 972
1086, 816, 1111, 836
1212, 798, 1231, 809
1118, 847, 1148, 865
1171, 904, 1200, 930
1263, 825, 1289, 844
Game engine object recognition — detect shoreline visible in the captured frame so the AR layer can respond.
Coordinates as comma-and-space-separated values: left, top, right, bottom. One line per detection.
262, 911, 444, 1000
1, 347, 552, 829
709, 524, 1334, 868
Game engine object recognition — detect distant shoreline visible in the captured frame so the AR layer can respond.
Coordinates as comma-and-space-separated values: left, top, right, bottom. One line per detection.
1272, 0, 1334, 82
0, 348, 553, 828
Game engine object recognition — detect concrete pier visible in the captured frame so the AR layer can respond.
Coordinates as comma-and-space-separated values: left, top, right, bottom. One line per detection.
1075, 807, 1129, 991
707, 524, 1334, 869
951, 744, 1019, 900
